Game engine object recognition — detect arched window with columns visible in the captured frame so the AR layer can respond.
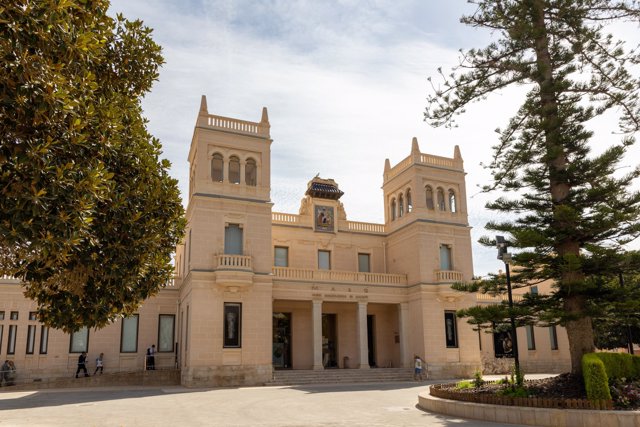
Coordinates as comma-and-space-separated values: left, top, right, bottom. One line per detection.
211, 153, 224, 182
406, 189, 412, 213
449, 189, 457, 213
229, 156, 240, 184
398, 194, 404, 217
437, 187, 446, 211
390, 198, 397, 221
245, 158, 257, 186
425, 186, 434, 210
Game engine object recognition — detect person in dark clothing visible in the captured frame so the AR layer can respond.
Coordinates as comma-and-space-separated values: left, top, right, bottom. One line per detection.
76, 352, 89, 378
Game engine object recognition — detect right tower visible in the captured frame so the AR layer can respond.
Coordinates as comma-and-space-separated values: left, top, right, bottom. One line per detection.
382, 137, 478, 377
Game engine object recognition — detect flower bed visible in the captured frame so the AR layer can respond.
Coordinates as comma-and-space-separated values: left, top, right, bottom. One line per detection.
430, 380, 613, 410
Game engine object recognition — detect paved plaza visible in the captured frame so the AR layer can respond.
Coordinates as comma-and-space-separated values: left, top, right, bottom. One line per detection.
0, 381, 522, 427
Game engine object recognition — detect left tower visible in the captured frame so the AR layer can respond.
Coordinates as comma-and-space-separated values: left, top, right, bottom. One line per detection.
175, 96, 274, 387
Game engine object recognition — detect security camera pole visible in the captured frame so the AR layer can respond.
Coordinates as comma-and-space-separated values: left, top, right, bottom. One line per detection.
496, 235, 520, 373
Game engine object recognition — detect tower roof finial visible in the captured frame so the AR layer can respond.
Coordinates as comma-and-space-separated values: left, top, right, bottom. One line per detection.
411, 137, 420, 155
454, 145, 462, 160
261, 107, 269, 124
200, 95, 208, 114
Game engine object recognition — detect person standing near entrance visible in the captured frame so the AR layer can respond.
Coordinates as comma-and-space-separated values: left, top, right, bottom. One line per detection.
413, 355, 424, 381
146, 345, 156, 370
76, 352, 89, 378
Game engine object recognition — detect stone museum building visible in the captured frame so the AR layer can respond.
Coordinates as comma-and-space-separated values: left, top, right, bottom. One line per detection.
0, 97, 571, 387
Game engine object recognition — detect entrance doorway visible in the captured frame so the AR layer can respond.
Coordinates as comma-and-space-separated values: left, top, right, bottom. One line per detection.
273, 312, 292, 369
322, 313, 338, 368
367, 315, 376, 367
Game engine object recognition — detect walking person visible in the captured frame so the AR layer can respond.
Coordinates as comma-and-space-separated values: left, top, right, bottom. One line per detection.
414, 355, 424, 381
76, 352, 89, 378
94, 353, 104, 375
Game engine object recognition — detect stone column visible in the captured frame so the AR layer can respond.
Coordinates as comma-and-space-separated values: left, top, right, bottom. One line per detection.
357, 302, 369, 369
312, 300, 323, 370
398, 303, 409, 368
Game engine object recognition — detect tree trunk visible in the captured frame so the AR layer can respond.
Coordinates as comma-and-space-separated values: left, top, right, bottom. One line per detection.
564, 295, 595, 375
529, 0, 595, 374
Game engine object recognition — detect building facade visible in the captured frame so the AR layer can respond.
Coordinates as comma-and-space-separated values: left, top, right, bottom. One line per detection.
0, 97, 570, 387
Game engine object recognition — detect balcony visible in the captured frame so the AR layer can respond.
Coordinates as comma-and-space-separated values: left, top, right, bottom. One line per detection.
214, 254, 253, 271
435, 270, 464, 283
272, 267, 407, 286
476, 293, 524, 304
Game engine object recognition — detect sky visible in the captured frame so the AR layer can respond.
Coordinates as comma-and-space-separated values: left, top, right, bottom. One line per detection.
109, 0, 640, 277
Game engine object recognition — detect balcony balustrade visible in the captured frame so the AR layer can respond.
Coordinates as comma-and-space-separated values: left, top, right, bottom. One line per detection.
435, 270, 464, 283
214, 254, 253, 271
272, 267, 406, 286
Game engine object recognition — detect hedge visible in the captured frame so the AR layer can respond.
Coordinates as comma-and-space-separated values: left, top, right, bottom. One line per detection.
582, 353, 612, 400
591, 352, 638, 380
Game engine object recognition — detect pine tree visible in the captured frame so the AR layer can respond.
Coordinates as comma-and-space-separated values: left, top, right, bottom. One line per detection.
426, 1, 640, 374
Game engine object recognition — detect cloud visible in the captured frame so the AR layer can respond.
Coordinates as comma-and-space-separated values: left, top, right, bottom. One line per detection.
110, 1, 640, 276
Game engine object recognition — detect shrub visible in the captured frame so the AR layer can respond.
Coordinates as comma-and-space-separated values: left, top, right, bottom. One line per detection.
497, 386, 529, 398
473, 370, 485, 388
582, 353, 612, 400
456, 380, 473, 390
593, 352, 635, 380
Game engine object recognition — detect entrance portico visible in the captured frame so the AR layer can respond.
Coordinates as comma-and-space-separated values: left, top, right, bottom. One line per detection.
273, 299, 402, 371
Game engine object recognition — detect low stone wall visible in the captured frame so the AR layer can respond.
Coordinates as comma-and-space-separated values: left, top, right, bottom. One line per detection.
418, 388, 640, 427
181, 364, 272, 387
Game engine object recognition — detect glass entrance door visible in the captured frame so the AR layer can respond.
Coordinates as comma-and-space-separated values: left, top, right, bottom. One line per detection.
273, 312, 292, 369
322, 313, 338, 368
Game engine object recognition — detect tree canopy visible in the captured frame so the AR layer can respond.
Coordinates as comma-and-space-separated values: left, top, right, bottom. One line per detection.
426, 0, 640, 373
0, 0, 185, 331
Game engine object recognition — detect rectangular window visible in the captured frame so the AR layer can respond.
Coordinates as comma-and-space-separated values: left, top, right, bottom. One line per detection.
358, 253, 370, 273
39, 326, 49, 354
526, 325, 536, 350
444, 311, 458, 348
0, 311, 4, 320
26, 325, 36, 354
224, 224, 243, 255
549, 325, 559, 350
158, 314, 175, 352
0, 325, 3, 355
440, 245, 452, 270
530, 285, 538, 295
120, 315, 139, 353
69, 326, 89, 353
318, 250, 331, 270
7, 325, 17, 355
224, 303, 242, 348
10, 311, 18, 320
274, 247, 289, 267
29, 311, 38, 321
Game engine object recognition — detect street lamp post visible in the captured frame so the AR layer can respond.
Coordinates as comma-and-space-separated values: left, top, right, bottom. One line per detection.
496, 236, 520, 373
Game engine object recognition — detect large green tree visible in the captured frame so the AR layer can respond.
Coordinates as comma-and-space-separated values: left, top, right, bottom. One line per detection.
0, 1, 185, 331
426, 1, 640, 373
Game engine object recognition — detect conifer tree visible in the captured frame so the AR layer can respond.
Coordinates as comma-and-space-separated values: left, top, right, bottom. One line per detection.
426, 1, 640, 373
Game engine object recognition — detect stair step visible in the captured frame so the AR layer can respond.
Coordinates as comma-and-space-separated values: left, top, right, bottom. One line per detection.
268, 368, 414, 386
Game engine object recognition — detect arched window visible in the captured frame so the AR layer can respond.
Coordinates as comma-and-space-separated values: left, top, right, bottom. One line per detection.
449, 190, 457, 213
398, 194, 404, 217
406, 189, 413, 213
245, 158, 257, 186
390, 198, 397, 221
229, 156, 240, 184
211, 153, 224, 182
437, 188, 446, 211
425, 186, 434, 210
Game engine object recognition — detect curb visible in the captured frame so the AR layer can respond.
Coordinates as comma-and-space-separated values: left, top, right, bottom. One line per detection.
418, 387, 640, 427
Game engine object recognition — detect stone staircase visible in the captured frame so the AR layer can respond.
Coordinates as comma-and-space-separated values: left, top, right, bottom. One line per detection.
4, 369, 181, 391
267, 368, 415, 386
